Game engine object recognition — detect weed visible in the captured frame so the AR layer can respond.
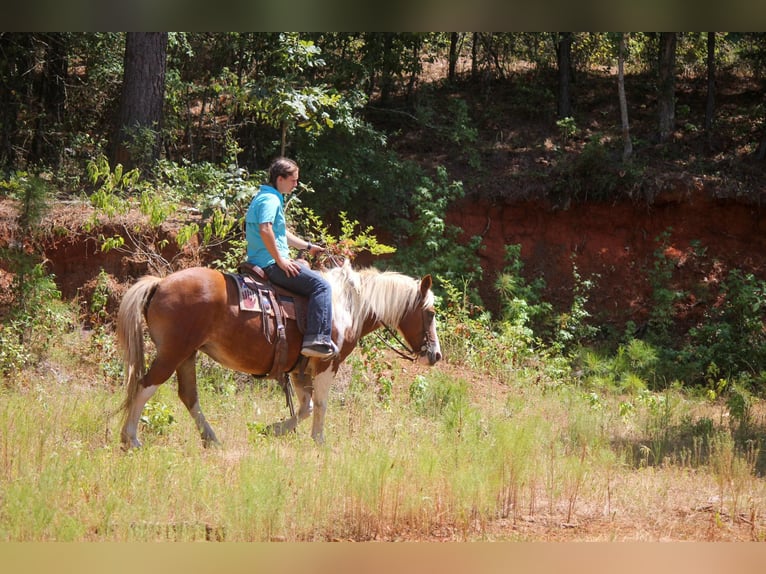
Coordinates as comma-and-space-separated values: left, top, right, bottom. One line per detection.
139, 401, 176, 437
556, 116, 578, 147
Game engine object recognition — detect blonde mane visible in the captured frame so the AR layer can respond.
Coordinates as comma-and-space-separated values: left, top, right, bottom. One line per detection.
325, 263, 431, 344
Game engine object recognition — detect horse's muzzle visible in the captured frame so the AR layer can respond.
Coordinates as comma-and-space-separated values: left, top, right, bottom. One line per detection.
419, 342, 442, 365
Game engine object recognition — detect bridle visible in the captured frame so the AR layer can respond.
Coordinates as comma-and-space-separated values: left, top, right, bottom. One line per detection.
377, 305, 438, 362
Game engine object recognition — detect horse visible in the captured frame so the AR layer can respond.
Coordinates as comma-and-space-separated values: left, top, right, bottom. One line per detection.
116, 261, 442, 449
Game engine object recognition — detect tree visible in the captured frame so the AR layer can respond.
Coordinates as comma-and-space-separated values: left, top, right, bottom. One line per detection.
658, 32, 677, 143
448, 32, 461, 82
557, 32, 574, 119
0, 33, 33, 173
705, 32, 716, 148
618, 33, 633, 162
110, 32, 168, 172
27, 33, 68, 169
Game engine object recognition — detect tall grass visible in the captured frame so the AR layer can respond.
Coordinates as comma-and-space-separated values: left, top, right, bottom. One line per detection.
2, 329, 766, 541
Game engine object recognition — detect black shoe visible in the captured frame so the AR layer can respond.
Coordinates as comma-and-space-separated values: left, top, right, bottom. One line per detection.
301, 343, 337, 359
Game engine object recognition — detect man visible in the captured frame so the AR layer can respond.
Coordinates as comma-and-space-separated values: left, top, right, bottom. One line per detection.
245, 157, 337, 359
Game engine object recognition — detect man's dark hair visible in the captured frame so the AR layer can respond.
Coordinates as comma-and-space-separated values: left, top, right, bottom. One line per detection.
268, 157, 299, 187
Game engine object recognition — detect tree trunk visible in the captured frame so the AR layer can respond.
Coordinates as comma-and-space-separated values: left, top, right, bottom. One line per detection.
379, 33, 395, 105
658, 32, 677, 143
448, 32, 460, 82
0, 33, 34, 172
406, 34, 421, 100
471, 33, 479, 80
705, 32, 716, 149
757, 130, 766, 161
110, 32, 168, 172
618, 33, 633, 162
557, 32, 573, 119
28, 33, 68, 168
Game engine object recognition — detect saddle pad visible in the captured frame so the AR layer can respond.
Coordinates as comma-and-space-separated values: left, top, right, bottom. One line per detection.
232, 273, 265, 312
230, 273, 300, 323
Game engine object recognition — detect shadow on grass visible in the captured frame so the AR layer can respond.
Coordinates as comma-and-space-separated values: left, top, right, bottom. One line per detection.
612, 416, 766, 476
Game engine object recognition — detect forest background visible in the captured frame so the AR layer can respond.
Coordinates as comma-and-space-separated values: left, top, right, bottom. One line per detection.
3, 32, 766, 541
3, 32, 766, 385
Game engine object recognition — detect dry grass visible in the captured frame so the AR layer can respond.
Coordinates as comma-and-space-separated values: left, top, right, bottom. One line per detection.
2, 328, 766, 541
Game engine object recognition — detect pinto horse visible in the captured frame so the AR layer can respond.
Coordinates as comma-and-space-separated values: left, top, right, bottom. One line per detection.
116, 262, 442, 449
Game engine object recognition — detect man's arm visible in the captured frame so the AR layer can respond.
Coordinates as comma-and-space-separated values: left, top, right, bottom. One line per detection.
287, 229, 324, 256
286, 230, 311, 250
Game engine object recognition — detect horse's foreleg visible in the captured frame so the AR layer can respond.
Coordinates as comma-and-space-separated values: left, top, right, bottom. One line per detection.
267, 373, 313, 436
177, 353, 220, 448
309, 369, 334, 445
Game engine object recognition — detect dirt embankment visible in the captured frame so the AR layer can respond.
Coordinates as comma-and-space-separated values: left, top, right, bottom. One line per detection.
446, 184, 766, 331
3, 186, 766, 334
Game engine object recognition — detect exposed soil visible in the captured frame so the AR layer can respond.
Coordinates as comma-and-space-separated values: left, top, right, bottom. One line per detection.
447, 189, 766, 334
2, 187, 765, 345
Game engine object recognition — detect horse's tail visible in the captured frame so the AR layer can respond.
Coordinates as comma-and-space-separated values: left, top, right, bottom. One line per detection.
116, 275, 161, 420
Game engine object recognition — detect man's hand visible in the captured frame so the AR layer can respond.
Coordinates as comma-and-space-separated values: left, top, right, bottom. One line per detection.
277, 257, 302, 277
307, 243, 326, 257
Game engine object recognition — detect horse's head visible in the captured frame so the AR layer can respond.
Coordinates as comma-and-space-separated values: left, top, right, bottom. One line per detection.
398, 275, 442, 365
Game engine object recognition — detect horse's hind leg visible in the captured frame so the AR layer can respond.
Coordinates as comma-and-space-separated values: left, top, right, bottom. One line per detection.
121, 383, 160, 449
267, 373, 314, 436
176, 353, 220, 448
121, 355, 178, 449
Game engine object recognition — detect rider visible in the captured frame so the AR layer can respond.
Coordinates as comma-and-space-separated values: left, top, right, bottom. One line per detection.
245, 157, 337, 360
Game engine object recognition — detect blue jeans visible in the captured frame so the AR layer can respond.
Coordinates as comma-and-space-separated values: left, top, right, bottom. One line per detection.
264, 264, 333, 346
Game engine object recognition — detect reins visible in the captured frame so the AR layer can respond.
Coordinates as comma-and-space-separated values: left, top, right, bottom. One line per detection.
377, 323, 418, 361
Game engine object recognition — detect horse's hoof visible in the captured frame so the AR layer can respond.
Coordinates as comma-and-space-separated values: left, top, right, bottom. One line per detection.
203, 438, 223, 449
121, 439, 142, 451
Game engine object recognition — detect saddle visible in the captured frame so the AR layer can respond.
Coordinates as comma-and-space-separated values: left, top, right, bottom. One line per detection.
233, 262, 308, 380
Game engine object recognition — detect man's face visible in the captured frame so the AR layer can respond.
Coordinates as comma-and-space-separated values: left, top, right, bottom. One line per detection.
277, 171, 299, 195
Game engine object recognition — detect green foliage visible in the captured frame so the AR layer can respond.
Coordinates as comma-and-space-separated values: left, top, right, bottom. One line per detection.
408, 371, 471, 427
556, 116, 578, 146
681, 269, 766, 383
88, 269, 111, 323
554, 259, 599, 352
0, 322, 33, 375
1, 172, 51, 230
509, 82, 555, 120
140, 400, 176, 437
645, 229, 686, 347
119, 124, 162, 170
413, 90, 481, 168
726, 382, 754, 438
346, 335, 396, 409
495, 244, 552, 338
86, 156, 245, 270
495, 245, 598, 354
437, 277, 499, 370
0, 172, 74, 376
285, 200, 395, 266
240, 33, 345, 152
572, 338, 659, 393
389, 166, 481, 287
550, 135, 643, 204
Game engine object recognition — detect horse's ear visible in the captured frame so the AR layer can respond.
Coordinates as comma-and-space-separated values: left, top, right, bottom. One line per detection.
420, 274, 432, 296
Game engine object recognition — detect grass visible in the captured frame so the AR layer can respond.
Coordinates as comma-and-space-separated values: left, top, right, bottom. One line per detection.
2, 329, 766, 541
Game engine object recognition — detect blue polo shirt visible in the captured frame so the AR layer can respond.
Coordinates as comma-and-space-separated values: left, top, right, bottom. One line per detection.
245, 185, 288, 267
